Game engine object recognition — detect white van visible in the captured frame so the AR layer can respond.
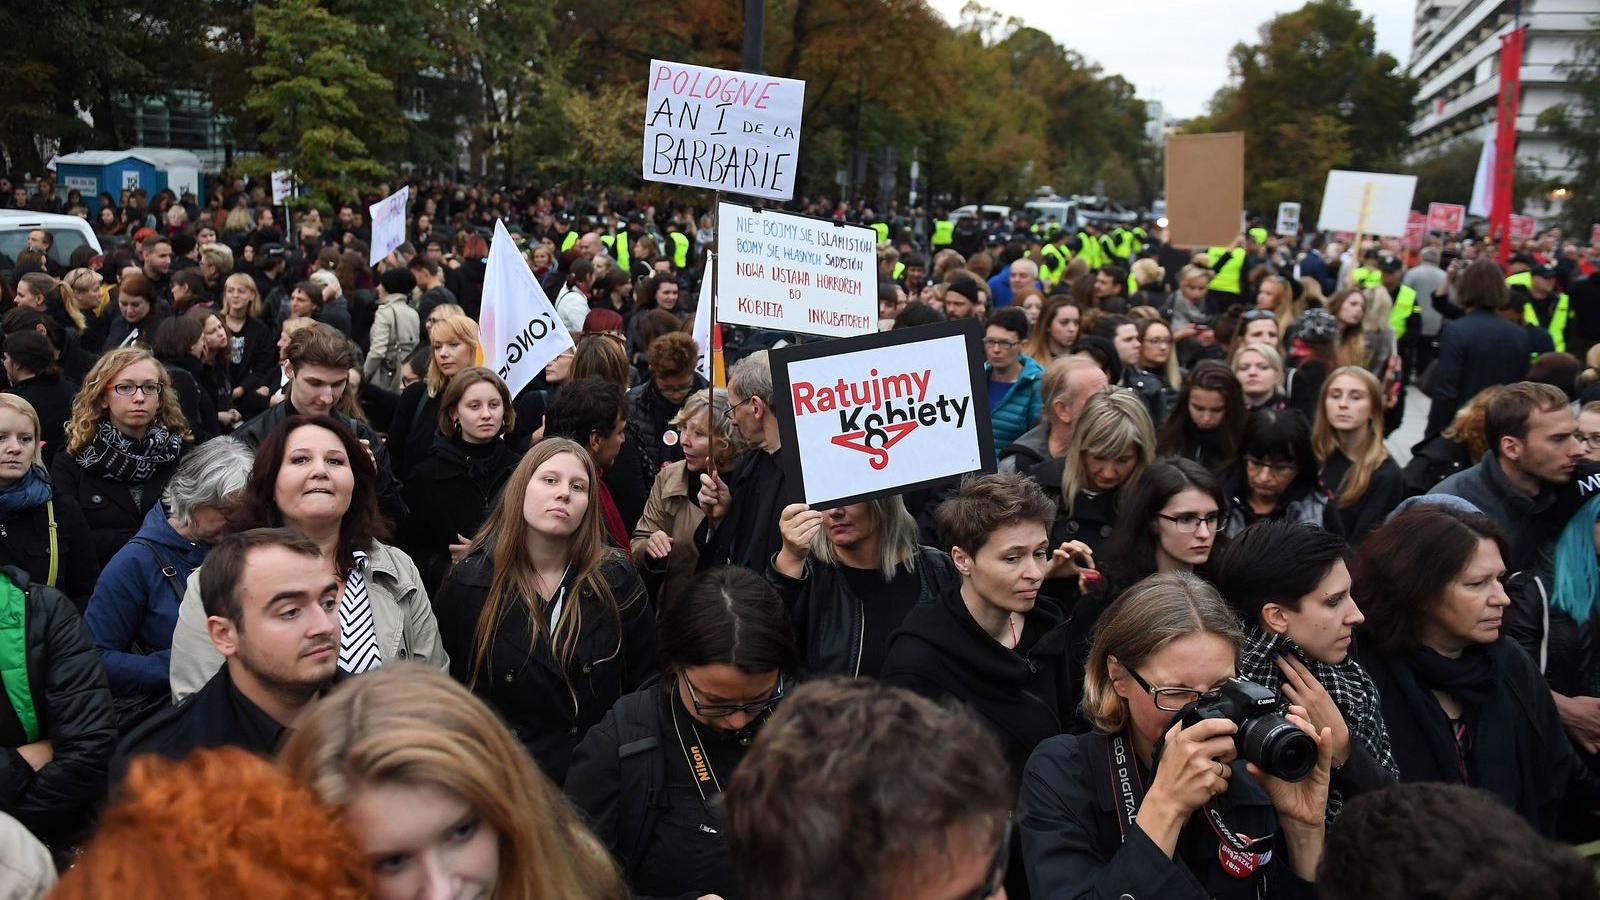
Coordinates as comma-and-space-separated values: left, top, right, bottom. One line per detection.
0, 209, 104, 273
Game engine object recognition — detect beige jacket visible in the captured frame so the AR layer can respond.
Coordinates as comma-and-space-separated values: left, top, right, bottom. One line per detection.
168, 540, 447, 703
363, 295, 420, 394
629, 460, 705, 604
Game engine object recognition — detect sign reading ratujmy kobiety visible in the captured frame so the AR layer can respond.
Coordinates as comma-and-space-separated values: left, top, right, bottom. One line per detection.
643, 60, 805, 200
771, 320, 995, 508
716, 202, 877, 337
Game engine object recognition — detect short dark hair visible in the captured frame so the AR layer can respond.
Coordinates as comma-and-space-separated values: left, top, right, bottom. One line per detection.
199, 527, 323, 624
1352, 505, 1509, 653
1484, 381, 1570, 452
1103, 457, 1226, 583
892, 302, 944, 330
985, 306, 1030, 341
936, 472, 1056, 556
2, 308, 62, 350
285, 323, 359, 372
1318, 783, 1600, 900
292, 280, 325, 311
170, 268, 207, 296
659, 567, 797, 675
139, 234, 170, 255
3, 330, 58, 378
1089, 312, 1134, 340
1457, 258, 1510, 311
407, 256, 441, 276
1212, 522, 1349, 622
544, 376, 625, 446
1239, 406, 1318, 494
724, 678, 1009, 900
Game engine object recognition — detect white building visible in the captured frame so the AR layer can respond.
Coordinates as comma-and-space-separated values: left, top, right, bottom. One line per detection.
1407, 0, 1598, 213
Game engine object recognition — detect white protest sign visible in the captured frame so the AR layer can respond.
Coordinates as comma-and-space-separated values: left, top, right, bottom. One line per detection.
643, 59, 805, 200
271, 170, 294, 205
480, 219, 574, 397
367, 185, 410, 266
1316, 170, 1418, 238
715, 202, 876, 337
693, 254, 714, 380
1275, 202, 1301, 237
771, 320, 995, 508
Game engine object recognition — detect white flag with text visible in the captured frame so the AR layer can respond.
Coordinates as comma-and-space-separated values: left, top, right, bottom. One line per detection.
480, 219, 573, 397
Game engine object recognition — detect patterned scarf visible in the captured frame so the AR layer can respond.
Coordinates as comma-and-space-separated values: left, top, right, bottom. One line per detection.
1239, 628, 1399, 822
72, 420, 183, 484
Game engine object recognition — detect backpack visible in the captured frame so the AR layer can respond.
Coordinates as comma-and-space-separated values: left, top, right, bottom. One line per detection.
610, 683, 672, 884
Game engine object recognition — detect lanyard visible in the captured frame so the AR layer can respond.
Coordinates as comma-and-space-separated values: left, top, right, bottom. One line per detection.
670, 692, 722, 802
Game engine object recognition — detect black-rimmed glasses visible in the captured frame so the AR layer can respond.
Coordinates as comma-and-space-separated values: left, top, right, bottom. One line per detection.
720, 395, 757, 420
1157, 511, 1220, 533
682, 672, 785, 720
1125, 667, 1226, 712
109, 382, 162, 397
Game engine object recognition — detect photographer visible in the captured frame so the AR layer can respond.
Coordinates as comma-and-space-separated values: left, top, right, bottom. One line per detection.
1020, 571, 1332, 899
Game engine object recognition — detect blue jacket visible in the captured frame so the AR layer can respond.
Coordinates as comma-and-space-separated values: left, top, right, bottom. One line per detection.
987, 355, 1045, 458
83, 503, 208, 695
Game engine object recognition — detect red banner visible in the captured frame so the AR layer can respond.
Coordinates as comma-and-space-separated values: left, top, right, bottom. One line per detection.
1492, 27, 1526, 264
1403, 211, 1428, 249
1427, 202, 1466, 234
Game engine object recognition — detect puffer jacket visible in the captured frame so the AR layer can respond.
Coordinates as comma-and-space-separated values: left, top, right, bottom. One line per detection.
986, 355, 1045, 458
1507, 567, 1600, 700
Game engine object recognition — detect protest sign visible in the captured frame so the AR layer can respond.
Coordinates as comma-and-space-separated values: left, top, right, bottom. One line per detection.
1164, 132, 1244, 248
1275, 202, 1301, 238
1509, 214, 1537, 242
480, 219, 573, 396
1316, 170, 1417, 237
367, 186, 410, 266
1402, 211, 1427, 249
715, 202, 877, 338
770, 319, 994, 508
271, 170, 294, 205
643, 59, 806, 200
1426, 202, 1465, 234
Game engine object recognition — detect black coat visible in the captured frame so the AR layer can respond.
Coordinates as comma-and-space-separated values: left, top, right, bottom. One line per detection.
1507, 568, 1600, 700
1319, 450, 1404, 545
434, 548, 658, 784
626, 375, 708, 472
387, 381, 441, 481
0, 567, 116, 848
765, 545, 957, 678
114, 660, 305, 779
399, 433, 517, 592
5, 375, 74, 468
224, 314, 277, 406
1402, 433, 1474, 497
162, 357, 218, 443
49, 448, 180, 571
1425, 309, 1532, 438
234, 398, 408, 524
0, 489, 97, 607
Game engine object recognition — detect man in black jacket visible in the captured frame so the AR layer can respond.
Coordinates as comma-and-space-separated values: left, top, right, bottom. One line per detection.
114, 528, 340, 773
625, 332, 705, 472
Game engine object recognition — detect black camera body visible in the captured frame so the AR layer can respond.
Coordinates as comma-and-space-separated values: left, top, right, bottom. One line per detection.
1164, 678, 1317, 783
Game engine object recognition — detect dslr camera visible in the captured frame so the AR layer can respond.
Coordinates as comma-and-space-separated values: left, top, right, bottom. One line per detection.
1161, 678, 1317, 782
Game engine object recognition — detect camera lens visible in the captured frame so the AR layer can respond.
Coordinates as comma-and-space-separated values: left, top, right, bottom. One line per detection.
1237, 716, 1317, 782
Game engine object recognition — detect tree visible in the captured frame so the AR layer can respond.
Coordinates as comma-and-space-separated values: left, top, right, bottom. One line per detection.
1188, 0, 1417, 220
1539, 15, 1600, 235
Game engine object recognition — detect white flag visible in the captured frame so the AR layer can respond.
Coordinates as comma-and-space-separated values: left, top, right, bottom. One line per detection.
1469, 134, 1494, 218
481, 219, 573, 397
692, 252, 714, 380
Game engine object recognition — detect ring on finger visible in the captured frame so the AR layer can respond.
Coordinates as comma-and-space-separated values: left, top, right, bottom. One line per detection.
1217, 762, 1228, 778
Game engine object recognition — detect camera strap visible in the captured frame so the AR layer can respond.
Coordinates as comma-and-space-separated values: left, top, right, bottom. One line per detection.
1108, 734, 1271, 855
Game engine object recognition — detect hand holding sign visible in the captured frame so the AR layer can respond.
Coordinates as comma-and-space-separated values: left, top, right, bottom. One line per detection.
775, 503, 824, 577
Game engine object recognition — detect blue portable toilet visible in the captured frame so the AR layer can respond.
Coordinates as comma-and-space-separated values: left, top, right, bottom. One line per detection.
52, 151, 164, 214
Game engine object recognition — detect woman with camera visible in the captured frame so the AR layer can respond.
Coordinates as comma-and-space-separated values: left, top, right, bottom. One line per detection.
1020, 571, 1333, 899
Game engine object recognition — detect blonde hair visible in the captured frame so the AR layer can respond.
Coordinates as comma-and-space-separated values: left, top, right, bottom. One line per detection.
198, 242, 234, 278
59, 268, 99, 330
223, 272, 261, 319
426, 314, 481, 398
1082, 571, 1244, 734
1061, 387, 1156, 515
1178, 264, 1212, 288
0, 394, 43, 465
279, 664, 626, 900
1130, 257, 1164, 288
1231, 342, 1285, 395
223, 206, 251, 233
1312, 366, 1389, 508
673, 388, 749, 470
1257, 275, 1297, 336
66, 347, 192, 455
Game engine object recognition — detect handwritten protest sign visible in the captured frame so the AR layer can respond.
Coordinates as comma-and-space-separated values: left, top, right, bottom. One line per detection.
367, 186, 409, 266
1317, 170, 1417, 237
1426, 202, 1465, 233
271, 170, 294, 205
715, 202, 876, 337
643, 59, 805, 200
480, 219, 573, 396
771, 320, 994, 508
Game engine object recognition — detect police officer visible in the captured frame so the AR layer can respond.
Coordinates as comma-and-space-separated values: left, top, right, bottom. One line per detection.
1509, 261, 1570, 353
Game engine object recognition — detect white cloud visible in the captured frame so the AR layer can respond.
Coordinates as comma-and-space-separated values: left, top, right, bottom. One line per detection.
925, 1, 1415, 119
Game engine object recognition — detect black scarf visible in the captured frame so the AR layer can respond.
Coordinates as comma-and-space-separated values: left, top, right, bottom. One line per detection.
72, 420, 183, 484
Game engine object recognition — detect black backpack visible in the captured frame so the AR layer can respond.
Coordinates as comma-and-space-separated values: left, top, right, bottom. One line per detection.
609, 682, 672, 884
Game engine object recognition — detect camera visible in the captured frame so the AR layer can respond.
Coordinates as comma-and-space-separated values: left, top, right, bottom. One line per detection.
1159, 678, 1317, 782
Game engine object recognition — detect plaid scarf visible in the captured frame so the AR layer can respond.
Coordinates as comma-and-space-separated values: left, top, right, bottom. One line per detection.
1239, 628, 1399, 823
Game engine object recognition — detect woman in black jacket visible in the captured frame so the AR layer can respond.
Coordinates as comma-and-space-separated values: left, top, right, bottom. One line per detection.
2, 330, 75, 468
434, 437, 657, 784
1221, 407, 1340, 537
400, 367, 519, 593
149, 317, 217, 443
187, 309, 240, 432
1155, 360, 1247, 473
50, 347, 188, 570
767, 494, 956, 679
1036, 386, 1156, 576
1312, 366, 1404, 543
219, 273, 277, 419
1020, 571, 1332, 900
0, 396, 96, 606
0, 565, 117, 851
567, 566, 795, 900
1354, 504, 1600, 837
388, 313, 479, 479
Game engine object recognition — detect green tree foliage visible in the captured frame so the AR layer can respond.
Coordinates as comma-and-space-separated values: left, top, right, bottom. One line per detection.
1403, 139, 1539, 212
1188, 0, 1417, 220
1539, 16, 1600, 234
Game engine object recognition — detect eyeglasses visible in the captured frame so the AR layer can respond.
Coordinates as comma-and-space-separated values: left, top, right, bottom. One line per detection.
1158, 511, 1220, 533
109, 382, 162, 397
956, 818, 1012, 900
1144, 336, 1173, 346
1125, 667, 1232, 712
682, 673, 786, 720
982, 338, 1020, 350
657, 380, 695, 399
1579, 432, 1600, 450
1245, 456, 1298, 474
721, 395, 757, 420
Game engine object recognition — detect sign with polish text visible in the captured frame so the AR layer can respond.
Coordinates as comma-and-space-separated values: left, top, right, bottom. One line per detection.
271, 170, 294, 205
771, 319, 994, 508
367, 186, 409, 266
1509, 214, 1538, 242
715, 202, 877, 338
1426, 202, 1465, 234
643, 59, 805, 200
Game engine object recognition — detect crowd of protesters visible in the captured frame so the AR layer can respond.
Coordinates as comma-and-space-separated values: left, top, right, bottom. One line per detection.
1, 170, 1600, 898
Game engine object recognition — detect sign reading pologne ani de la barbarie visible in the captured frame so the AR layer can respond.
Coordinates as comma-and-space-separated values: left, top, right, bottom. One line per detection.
643, 59, 805, 200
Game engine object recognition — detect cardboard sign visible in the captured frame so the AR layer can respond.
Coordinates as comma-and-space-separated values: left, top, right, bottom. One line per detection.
367, 186, 410, 266
480, 219, 574, 396
1164, 132, 1244, 248
770, 319, 994, 508
1426, 202, 1465, 233
715, 202, 877, 337
1316, 170, 1417, 237
1402, 210, 1427, 250
1509, 214, 1538, 242
1275, 202, 1301, 237
271, 170, 294, 205
643, 59, 805, 200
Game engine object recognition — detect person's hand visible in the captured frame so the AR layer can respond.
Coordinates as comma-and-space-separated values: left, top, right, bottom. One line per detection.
16, 740, 52, 771
778, 503, 823, 556
1250, 706, 1333, 830
232, 386, 244, 399
358, 438, 377, 470
642, 530, 674, 561
1044, 540, 1096, 592
1555, 694, 1600, 753
1143, 717, 1239, 823
1276, 655, 1352, 766
256, 385, 271, 397
1173, 325, 1197, 342
448, 534, 473, 563
697, 470, 730, 524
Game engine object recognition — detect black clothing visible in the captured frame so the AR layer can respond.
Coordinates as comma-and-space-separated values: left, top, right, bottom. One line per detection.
224, 315, 276, 419
626, 375, 708, 471
1285, 358, 1327, 424
434, 548, 657, 783
5, 375, 73, 468
0, 567, 116, 848
1425, 309, 1532, 439
399, 433, 516, 592
234, 398, 408, 523
316, 295, 354, 337
416, 285, 458, 325
114, 662, 304, 778
1507, 568, 1600, 700
162, 357, 220, 443
0, 491, 96, 607
1319, 449, 1404, 544
764, 545, 956, 679
386, 381, 441, 480
1402, 433, 1474, 497
696, 448, 800, 573
604, 425, 654, 534
49, 447, 179, 570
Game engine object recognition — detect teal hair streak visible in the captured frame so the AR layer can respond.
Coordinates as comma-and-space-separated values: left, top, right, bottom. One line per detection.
1551, 494, 1600, 626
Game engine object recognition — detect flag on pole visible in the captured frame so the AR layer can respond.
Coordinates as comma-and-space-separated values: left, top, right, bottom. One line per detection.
1469, 134, 1494, 218
692, 253, 721, 384
480, 219, 573, 397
